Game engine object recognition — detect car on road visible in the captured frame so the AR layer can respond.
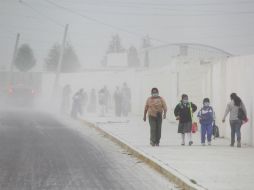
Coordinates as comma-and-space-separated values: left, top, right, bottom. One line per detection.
6, 84, 37, 107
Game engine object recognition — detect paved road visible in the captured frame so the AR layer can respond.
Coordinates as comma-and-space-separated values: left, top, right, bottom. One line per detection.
0, 110, 178, 190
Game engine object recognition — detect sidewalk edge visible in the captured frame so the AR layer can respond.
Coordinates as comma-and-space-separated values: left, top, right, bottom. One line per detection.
80, 119, 206, 190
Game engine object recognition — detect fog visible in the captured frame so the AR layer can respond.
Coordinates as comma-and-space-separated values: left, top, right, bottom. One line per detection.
1, 0, 254, 124
1, 0, 254, 69
1, 1, 254, 190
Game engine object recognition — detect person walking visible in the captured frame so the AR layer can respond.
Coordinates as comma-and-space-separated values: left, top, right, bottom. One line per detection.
143, 88, 167, 147
114, 86, 122, 117
71, 89, 84, 119
121, 83, 131, 117
103, 86, 111, 113
174, 94, 197, 146
98, 88, 106, 117
222, 93, 247, 148
197, 98, 215, 146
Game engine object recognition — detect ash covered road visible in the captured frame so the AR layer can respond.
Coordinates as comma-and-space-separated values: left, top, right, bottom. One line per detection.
0, 110, 178, 190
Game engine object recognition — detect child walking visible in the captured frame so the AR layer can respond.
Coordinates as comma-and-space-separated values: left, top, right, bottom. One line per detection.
174, 94, 197, 146
197, 98, 215, 146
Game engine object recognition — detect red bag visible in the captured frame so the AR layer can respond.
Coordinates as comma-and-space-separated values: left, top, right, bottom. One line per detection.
242, 118, 249, 125
192, 122, 198, 133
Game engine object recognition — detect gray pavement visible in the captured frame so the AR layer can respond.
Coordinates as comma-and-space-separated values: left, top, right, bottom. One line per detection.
0, 110, 178, 190
83, 116, 254, 190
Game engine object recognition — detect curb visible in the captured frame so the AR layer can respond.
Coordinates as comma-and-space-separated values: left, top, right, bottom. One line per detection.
80, 119, 207, 190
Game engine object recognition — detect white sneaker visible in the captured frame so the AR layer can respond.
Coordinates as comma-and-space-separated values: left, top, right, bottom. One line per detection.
208, 142, 211, 146
201, 143, 205, 146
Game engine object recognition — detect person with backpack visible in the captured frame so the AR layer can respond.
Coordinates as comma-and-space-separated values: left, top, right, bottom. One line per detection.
222, 93, 247, 148
174, 94, 197, 146
143, 88, 167, 147
197, 98, 215, 146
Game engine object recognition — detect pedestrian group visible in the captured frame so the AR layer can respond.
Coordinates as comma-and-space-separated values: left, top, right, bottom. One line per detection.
143, 88, 248, 148
61, 83, 132, 119
63, 83, 248, 148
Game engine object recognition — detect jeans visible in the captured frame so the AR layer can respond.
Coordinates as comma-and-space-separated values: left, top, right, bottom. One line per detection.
149, 113, 162, 145
201, 123, 213, 143
230, 120, 242, 145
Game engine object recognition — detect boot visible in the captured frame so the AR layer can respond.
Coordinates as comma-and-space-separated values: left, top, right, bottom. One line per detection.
237, 141, 241, 148
230, 140, 235, 147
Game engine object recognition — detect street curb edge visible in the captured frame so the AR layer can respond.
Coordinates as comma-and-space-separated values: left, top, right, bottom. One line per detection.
80, 119, 206, 190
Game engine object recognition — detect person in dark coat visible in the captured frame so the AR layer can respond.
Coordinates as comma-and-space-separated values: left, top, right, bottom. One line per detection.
174, 94, 197, 146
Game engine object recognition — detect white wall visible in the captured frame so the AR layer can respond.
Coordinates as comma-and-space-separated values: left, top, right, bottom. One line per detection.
40, 55, 254, 145
221, 56, 254, 145
137, 55, 254, 145
139, 55, 254, 145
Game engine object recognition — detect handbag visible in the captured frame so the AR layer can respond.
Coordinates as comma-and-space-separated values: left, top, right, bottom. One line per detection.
213, 123, 220, 138
189, 103, 198, 133
192, 122, 198, 133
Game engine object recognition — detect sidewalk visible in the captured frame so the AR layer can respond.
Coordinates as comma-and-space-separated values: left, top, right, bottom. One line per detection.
81, 114, 254, 190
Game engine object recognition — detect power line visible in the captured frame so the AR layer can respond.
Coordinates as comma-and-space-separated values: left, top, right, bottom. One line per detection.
57, 0, 254, 8
58, 6, 254, 17
41, 0, 254, 19
20, 1, 65, 28
64, 3, 254, 17
0, 32, 59, 51
49, 1, 254, 16
55, 0, 254, 15
43, 0, 169, 44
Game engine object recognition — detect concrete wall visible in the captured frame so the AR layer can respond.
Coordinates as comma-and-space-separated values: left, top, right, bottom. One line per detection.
213, 55, 254, 145
137, 55, 254, 145
40, 54, 254, 145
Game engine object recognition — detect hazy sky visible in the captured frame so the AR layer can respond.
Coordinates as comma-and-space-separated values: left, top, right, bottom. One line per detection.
1, 0, 254, 69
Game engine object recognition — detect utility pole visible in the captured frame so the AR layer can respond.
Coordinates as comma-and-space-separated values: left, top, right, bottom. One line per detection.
8, 33, 20, 86
53, 24, 69, 94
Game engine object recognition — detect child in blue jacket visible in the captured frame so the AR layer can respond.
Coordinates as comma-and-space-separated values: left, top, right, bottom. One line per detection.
197, 98, 215, 146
